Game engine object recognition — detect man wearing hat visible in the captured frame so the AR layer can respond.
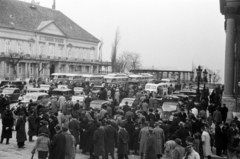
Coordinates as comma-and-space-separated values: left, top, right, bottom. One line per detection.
153, 121, 165, 159
145, 127, 157, 159
31, 132, 50, 159
172, 138, 185, 159
49, 125, 66, 159
139, 121, 150, 159
16, 112, 27, 148
62, 127, 76, 159
176, 122, 190, 147
117, 122, 129, 159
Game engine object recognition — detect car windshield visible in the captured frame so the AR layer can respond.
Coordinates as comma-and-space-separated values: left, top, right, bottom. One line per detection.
91, 102, 103, 109
121, 99, 134, 106
24, 95, 38, 101
160, 80, 167, 83
2, 89, 14, 94
51, 91, 64, 96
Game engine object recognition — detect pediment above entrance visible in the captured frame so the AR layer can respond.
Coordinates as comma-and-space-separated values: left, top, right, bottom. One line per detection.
36, 20, 65, 36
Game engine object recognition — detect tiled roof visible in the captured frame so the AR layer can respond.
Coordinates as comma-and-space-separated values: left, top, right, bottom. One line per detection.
0, 0, 100, 43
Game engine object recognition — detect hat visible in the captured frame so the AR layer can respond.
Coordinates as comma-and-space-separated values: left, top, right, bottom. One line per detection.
55, 125, 61, 131
155, 121, 162, 126
40, 120, 48, 125
175, 138, 182, 145
39, 132, 48, 137
62, 127, 68, 132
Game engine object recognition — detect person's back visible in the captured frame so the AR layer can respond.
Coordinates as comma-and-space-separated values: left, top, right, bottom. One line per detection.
142, 102, 148, 112
63, 128, 76, 159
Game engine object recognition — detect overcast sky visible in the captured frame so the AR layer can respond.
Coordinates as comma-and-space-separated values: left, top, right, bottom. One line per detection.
25, 0, 225, 79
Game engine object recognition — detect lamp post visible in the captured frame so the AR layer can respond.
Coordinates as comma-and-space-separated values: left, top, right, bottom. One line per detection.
213, 72, 216, 83
203, 69, 208, 98
196, 66, 202, 102
209, 74, 212, 83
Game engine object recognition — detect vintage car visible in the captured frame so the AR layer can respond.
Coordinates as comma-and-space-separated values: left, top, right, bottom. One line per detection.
160, 102, 179, 121
27, 88, 46, 93
1, 88, 21, 102
156, 95, 179, 107
91, 85, 104, 94
51, 87, 73, 100
90, 100, 110, 110
11, 80, 27, 90
0, 84, 17, 93
72, 95, 85, 104
119, 98, 137, 108
0, 80, 10, 87
73, 87, 84, 95
21, 92, 50, 106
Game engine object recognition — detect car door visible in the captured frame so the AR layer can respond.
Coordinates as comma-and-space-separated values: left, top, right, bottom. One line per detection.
12, 89, 20, 101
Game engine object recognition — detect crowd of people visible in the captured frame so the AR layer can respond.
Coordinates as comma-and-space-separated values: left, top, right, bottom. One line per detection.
0, 81, 239, 159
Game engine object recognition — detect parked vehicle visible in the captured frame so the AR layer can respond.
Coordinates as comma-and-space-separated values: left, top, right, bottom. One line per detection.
160, 78, 178, 87
74, 87, 84, 95
51, 88, 73, 100
0, 80, 10, 87
119, 98, 137, 108
90, 100, 110, 110
92, 85, 104, 94
11, 80, 26, 90
21, 92, 50, 106
0, 84, 17, 93
1, 88, 21, 102
160, 102, 179, 121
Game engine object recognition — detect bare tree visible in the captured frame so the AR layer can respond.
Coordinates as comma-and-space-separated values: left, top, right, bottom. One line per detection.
116, 51, 142, 72
5, 51, 27, 79
98, 38, 104, 73
111, 28, 121, 72
128, 52, 141, 70
35, 54, 48, 79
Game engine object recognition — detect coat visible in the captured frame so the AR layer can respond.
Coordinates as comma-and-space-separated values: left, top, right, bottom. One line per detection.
153, 126, 165, 154
79, 120, 89, 150
87, 124, 97, 153
139, 126, 149, 153
49, 132, 66, 159
58, 96, 66, 111
124, 121, 135, 150
1, 114, 14, 138
93, 127, 106, 156
105, 125, 117, 154
16, 117, 27, 142
215, 125, 224, 149
176, 128, 190, 147
50, 98, 58, 114
28, 115, 37, 137
172, 145, 185, 159
63, 132, 76, 159
213, 110, 222, 123
68, 119, 80, 144
145, 133, 157, 159
118, 128, 129, 155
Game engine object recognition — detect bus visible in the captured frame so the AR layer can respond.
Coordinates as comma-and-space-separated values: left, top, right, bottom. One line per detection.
51, 73, 69, 83
160, 78, 178, 87
104, 76, 129, 85
82, 74, 104, 86
145, 83, 168, 96
67, 74, 84, 85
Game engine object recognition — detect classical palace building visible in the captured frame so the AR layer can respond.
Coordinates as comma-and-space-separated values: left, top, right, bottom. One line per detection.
0, 0, 110, 80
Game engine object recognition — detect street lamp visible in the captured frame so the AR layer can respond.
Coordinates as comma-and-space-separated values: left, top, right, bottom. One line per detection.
209, 74, 212, 83
213, 72, 216, 83
203, 69, 208, 98
196, 66, 202, 102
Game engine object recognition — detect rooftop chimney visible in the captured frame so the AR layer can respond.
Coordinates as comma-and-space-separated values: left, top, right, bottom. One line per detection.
52, 0, 56, 9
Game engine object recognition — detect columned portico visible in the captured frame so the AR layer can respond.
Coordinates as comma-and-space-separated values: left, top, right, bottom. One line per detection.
224, 16, 235, 97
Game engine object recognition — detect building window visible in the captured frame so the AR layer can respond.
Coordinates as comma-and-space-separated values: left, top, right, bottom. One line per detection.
17, 41, 22, 53
39, 43, 45, 54
90, 50, 94, 60
30, 64, 33, 74
59, 45, 64, 56
19, 63, 22, 74
67, 47, 71, 57
6, 63, 10, 74
85, 66, 89, 73
49, 44, 54, 55
5, 39, 10, 53
29, 42, 33, 54
83, 49, 86, 59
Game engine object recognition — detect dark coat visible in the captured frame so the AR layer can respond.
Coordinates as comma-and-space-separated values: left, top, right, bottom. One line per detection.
93, 127, 106, 156
0, 98, 6, 114
49, 121, 56, 141
124, 121, 135, 150
145, 133, 157, 159
176, 127, 190, 147
105, 125, 117, 154
215, 126, 225, 149
16, 117, 27, 142
28, 115, 37, 137
118, 128, 129, 155
86, 124, 97, 153
79, 120, 89, 149
132, 128, 140, 150
68, 119, 80, 144
1, 113, 14, 138
49, 132, 66, 159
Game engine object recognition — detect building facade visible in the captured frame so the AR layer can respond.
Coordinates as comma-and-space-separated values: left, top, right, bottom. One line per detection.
0, 0, 111, 80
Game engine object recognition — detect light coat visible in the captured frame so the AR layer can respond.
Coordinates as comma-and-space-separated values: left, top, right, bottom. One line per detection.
153, 126, 165, 154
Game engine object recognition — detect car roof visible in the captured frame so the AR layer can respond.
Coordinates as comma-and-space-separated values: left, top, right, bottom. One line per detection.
27, 88, 44, 90
3, 88, 19, 90
122, 98, 136, 101
53, 88, 72, 91
91, 100, 108, 104
25, 92, 48, 96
